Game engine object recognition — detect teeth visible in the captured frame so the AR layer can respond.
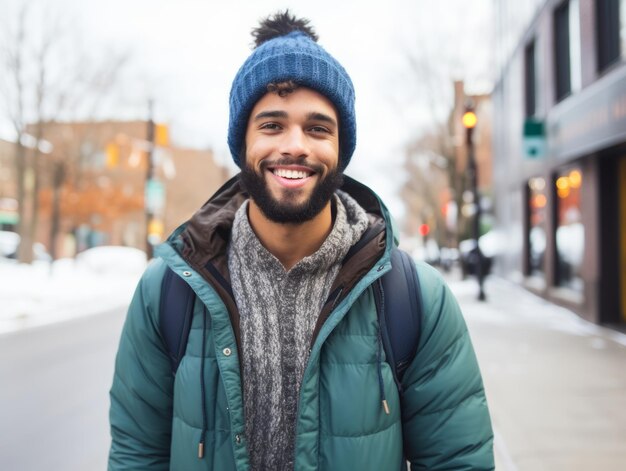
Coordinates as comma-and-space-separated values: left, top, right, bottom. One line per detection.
274, 168, 309, 179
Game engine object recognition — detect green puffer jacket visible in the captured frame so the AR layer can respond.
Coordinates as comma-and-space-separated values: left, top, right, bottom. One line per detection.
109, 176, 494, 471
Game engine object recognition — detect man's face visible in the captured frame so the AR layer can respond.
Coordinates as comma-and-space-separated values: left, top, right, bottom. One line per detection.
241, 87, 343, 224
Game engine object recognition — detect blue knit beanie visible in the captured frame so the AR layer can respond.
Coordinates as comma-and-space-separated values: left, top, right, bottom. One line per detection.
228, 30, 356, 170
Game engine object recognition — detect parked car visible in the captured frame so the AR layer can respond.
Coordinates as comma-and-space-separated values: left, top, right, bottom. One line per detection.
0, 231, 20, 258
0, 230, 51, 262
75, 245, 147, 274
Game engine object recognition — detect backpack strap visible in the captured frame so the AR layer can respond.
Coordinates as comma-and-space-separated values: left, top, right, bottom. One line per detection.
159, 247, 423, 382
160, 266, 196, 374
374, 247, 422, 392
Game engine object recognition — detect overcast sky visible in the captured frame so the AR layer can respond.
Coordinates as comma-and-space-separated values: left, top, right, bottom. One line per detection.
1, 0, 493, 221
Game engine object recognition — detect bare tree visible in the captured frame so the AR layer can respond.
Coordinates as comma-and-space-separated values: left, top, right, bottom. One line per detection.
391, 0, 493, 246
395, 49, 461, 248
0, 1, 128, 262
1, 4, 23, 255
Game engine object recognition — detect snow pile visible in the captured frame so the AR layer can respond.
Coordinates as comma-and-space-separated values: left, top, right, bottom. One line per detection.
0, 246, 147, 335
448, 275, 626, 348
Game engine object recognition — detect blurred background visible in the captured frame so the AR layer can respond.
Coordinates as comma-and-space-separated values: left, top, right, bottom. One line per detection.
1, 0, 626, 469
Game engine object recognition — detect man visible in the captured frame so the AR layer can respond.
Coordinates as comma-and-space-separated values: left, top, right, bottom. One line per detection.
109, 11, 494, 471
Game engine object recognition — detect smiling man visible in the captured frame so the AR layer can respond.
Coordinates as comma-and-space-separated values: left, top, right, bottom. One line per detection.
108, 10, 494, 471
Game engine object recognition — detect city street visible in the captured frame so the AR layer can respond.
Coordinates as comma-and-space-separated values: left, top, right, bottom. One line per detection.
449, 272, 626, 471
0, 307, 125, 471
2, 0, 625, 469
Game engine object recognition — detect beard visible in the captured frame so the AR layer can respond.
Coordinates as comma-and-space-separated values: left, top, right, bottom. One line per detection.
240, 157, 344, 224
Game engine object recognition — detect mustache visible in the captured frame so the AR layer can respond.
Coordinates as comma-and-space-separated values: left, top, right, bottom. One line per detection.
258, 157, 324, 174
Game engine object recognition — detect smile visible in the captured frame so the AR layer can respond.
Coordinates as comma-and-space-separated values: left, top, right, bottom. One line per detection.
272, 168, 311, 179
267, 165, 316, 188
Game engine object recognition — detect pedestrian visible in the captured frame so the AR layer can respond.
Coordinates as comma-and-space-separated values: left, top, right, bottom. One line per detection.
108, 10, 494, 471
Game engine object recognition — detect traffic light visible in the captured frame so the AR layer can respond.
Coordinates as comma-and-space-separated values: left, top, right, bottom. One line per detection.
155, 123, 169, 147
106, 143, 120, 168
462, 105, 477, 145
462, 109, 477, 129
418, 223, 430, 237
147, 217, 164, 245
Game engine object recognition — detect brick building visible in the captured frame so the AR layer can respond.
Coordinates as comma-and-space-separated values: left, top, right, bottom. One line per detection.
4, 121, 228, 258
451, 81, 493, 243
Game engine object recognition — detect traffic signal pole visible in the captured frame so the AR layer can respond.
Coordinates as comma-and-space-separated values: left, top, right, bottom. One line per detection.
463, 104, 486, 301
146, 99, 156, 260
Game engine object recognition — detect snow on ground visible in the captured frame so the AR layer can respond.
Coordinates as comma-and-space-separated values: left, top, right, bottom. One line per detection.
3, 250, 626, 351
446, 274, 626, 348
0, 246, 147, 335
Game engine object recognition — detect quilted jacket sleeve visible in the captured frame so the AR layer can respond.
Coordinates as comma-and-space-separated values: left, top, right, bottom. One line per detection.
108, 259, 174, 471
401, 262, 494, 470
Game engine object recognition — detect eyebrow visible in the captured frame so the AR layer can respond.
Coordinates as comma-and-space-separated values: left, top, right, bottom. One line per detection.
252, 110, 337, 128
253, 110, 288, 121
307, 112, 337, 128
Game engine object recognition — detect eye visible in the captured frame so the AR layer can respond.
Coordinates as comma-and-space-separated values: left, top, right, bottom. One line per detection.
259, 122, 282, 131
309, 125, 331, 134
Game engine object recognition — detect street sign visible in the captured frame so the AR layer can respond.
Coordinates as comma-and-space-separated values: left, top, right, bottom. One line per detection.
523, 118, 546, 159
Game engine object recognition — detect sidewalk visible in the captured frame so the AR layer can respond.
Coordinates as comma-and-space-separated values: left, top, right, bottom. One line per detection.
446, 272, 626, 471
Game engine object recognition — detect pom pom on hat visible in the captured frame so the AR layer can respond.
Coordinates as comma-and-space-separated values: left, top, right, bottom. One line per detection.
251, 10, 319, 47
228, 11, 356, 170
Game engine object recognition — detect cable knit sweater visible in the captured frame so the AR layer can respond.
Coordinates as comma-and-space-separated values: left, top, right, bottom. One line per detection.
227, 191, 369, 470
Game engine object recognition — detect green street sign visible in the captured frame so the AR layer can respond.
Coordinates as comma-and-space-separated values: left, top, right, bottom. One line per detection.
0, 211, 18, 224
523, 118, 546, 159
145, 179, 166, 214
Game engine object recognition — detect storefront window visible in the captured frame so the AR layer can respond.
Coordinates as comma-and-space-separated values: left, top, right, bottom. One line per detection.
596, 0, 625, 70
621, 0, 626, 59
555, 167, 584, 291
528, 177, 547, 277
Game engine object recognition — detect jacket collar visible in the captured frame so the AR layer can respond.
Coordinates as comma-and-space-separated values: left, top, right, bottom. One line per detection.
160, 172, 396, 356
166, 173, 395, 270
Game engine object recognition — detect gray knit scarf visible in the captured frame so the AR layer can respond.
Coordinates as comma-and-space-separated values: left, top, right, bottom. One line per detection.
227, 190, 369, 471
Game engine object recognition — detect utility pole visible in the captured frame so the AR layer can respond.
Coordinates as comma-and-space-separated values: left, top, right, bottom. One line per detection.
462, 102, 486, 301
145, 99, 156, 260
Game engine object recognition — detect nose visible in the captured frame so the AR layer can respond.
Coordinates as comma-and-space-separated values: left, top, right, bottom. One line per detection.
279, 127, 309, 159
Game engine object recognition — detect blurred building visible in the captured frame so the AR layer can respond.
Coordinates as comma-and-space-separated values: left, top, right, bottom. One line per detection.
451, 82, 493, 242
492, 0, 626, 325
8, 121, 227, 258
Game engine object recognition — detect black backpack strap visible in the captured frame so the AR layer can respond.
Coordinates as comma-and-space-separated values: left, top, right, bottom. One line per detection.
160, 266, 196, 374
159, 248, 422, 383
375, 247, 422, 392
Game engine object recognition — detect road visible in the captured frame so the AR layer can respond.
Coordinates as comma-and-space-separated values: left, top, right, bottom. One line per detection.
0, 307, 126, 471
